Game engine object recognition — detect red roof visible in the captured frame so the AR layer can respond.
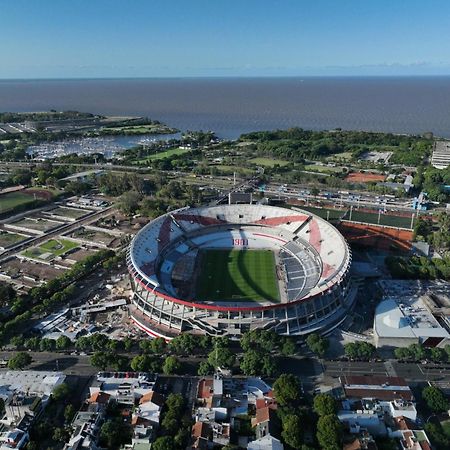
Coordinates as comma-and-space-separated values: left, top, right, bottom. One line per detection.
255, 398, 277, 410
343, 387, 413, 401
88, 391, 111, 404
197, 378, 213, 399
251, 406, 276, 427
139, 391, 165, 407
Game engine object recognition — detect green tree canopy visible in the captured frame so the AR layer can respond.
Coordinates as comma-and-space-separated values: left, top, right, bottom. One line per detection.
422, 386, 449, 412
151, 436, 175, 450
7, 352, 32, 370
162, 355, 181, 375
281, 414, 303, 449
306, 333, 329, 357
52, 383, 71, 401
273, 374, 302, 406
313, 393, 337, 416
316, 414, 342, 450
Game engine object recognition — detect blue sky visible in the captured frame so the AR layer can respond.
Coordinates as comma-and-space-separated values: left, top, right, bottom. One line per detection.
1, 0, 450, 78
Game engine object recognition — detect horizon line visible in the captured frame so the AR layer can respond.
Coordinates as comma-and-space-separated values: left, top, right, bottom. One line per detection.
2, 74, 450, 82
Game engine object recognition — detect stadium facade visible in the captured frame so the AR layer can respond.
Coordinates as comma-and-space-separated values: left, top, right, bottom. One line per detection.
127, 204, 355, 339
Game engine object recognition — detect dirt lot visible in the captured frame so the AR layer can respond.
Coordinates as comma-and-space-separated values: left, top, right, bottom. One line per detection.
345, 172, 387, 183
93, 212, 147, 234
8, 216, 63, 233
0, 256, 66, 286
65, 247, 98, 262
66, 226, 120, 247
0, 231, 30, 248
45, 206, 91, 220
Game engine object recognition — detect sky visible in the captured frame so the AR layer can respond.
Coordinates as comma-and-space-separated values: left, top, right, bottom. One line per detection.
1, 0, 450, 78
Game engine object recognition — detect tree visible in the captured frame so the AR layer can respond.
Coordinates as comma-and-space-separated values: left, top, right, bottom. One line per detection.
316, 414, 342, 450
430, 347, 446, 363
90, 352, 111, 370
39, 338, 55, 352
344, 341, 376, 360
281, 414, 303, 449
10, 335, 24, 349
313, 393, 337, 416
123, 337, 134, 351
52, 383, 70, 401
273, 374, 302, 406
162, 355, 181, 375
306, 333, 329, 357
208, 345, 235, 369
52, 427, 69, 443
130, 354, 156, 372
424, 422, 450, 450
117, 190, 142, 216
281, 338, 297, 356
150, 337, 167, 354
7, 352, 32, 370
64, 404, 76, 423
394, 347, 411, 361
151, 436, 175, 450
240, 329, 280, 353
99, 420, 126, 449
198, 361, 214, 376
0, 282, 15, 306
240, 349, 277, 377
422, 386, 449, 412
55, 335, 72, 350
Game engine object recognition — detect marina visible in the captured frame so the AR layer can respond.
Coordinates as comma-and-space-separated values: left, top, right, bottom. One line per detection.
26, 132, 180, 160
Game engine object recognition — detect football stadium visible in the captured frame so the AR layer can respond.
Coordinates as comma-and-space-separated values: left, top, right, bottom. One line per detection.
127, 204, 355, 339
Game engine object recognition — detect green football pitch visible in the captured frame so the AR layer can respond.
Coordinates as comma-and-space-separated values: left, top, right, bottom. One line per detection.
195, 249, 280, 303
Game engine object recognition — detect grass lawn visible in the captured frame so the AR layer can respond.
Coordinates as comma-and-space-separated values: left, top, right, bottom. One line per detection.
196, 249, 279, 303
0, 192, 35, 214
325, 152, 354, 161
213, 165, 254, 174
136, 147, 190, 163
0, 231, 27, 248
345, 210, 414, 229
248, 157, 290, 167
49, 207, 89, 219
300, 206, 346, 220
23, 238, 78, 260
304, 164, 344, 173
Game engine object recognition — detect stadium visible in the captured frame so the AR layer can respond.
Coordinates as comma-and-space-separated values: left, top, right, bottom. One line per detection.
127, 204, 355, 339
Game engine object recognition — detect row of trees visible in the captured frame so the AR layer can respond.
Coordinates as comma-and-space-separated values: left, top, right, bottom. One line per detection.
395, 343, 450, 363
344, 341, 377, 360
273, 373, 342, 450
386, 255, 450, 280
1, 249, 116, 344
151, 394, 191, 450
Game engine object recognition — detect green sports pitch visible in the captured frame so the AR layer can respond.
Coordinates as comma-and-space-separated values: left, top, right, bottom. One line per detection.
195, 249, 280, 303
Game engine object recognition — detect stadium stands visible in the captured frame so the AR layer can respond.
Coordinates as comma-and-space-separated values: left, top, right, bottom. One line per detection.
128, 204, 354, 339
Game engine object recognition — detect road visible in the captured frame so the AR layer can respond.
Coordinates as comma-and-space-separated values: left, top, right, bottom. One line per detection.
2, 351, 449, 390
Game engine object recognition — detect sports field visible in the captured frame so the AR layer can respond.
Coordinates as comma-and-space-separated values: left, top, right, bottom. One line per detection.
196, 249, 279, 303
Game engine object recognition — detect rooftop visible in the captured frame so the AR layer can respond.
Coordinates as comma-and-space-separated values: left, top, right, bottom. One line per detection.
0, 371, 65, 398
374, 297, 450, 340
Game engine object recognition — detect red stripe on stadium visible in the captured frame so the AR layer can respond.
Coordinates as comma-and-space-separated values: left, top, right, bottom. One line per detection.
253, 215, 308, 226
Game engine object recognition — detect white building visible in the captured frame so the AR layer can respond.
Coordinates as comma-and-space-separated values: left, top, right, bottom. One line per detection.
374, 298, 450, 348
248, 435, 284, 450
